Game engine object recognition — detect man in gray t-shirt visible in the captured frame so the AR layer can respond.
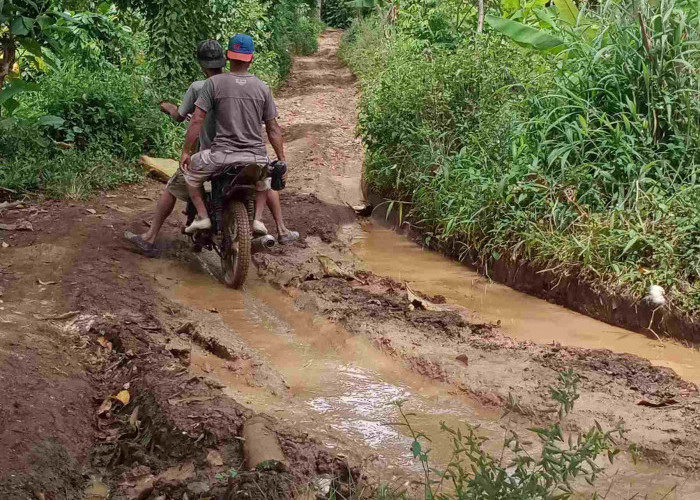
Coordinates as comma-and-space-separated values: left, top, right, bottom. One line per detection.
125, 40, 226, 254
180, 33, 296, 242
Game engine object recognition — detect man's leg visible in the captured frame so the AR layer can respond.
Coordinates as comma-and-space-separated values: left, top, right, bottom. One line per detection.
183, 151, 213, 232
140, 169, 188, 244
254, 189, 267, 222
141, 189, 176, 244
266, 189, 288, 235
125, 170, 186, 254
266, 189, 299, 244
186, 183, 208, 221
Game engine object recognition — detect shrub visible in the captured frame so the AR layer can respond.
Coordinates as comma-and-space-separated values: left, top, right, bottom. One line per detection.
323, 0, 354, 28
19, 64, 180, 159
344, 0, 700, 314
0, 123, 142, 198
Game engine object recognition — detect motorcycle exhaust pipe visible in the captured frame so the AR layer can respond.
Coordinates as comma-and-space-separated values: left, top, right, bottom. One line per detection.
251, 235, 277, 254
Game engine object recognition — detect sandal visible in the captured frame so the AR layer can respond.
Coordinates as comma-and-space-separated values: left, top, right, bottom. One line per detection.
124, 231, 156, 256
278, 230, 299, 245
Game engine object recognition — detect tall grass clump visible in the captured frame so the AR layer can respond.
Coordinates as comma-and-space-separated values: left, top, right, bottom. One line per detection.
343, 0, 700, 314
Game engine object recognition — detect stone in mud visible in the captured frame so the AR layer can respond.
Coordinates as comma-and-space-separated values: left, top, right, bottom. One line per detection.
206, 449, 225, 467
126, 474, 154, 500
158, 462, 195, 487
187, 482, 210, 495
456, 354, 469, 366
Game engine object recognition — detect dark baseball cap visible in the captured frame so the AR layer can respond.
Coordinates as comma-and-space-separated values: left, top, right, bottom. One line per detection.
227, 34, 254, 62
197, 40, 226, 69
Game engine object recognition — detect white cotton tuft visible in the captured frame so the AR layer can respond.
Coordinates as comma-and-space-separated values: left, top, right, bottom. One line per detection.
644, 284, 667, 307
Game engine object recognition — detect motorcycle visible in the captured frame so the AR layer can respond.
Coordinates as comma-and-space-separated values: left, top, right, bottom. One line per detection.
184, 160, 286, 289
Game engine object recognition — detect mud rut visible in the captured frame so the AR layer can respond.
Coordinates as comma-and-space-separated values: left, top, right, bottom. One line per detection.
2, 30, 700, 500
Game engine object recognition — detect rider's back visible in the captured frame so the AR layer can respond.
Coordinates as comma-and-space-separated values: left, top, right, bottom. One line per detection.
195, 72, 277, 159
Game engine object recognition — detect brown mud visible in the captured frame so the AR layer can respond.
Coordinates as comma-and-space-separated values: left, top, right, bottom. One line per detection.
1, 29, 700, 500
366, 190, 700, 345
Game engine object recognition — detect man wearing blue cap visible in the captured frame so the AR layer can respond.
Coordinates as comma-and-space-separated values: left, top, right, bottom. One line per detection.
179, 34, 298, 243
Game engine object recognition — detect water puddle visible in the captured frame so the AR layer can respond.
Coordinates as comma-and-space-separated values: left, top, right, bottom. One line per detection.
352, 225, 700, 385
144, 260, 504, 476
143, 260, 700, 498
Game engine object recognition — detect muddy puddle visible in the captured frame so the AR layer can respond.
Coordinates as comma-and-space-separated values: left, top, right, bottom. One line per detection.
142, 259, 700, 498
145, 260, 505, 476
352, 225, 700, 385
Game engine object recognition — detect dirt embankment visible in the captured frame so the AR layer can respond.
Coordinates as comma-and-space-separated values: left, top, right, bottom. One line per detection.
2, 29, 700, 500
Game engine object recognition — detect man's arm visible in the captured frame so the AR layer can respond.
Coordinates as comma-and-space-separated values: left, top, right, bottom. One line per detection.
159, 102, 186, 122
265, 118, 285, 162
180, 106, 207, 172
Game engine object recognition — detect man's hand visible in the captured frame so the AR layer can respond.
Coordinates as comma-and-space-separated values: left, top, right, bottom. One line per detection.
180, 151, 192, 174
160, 102, 180, 120
278, 160, 288, 183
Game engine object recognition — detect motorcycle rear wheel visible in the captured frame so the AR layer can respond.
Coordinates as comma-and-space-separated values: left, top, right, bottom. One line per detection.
221, 200, 251, 289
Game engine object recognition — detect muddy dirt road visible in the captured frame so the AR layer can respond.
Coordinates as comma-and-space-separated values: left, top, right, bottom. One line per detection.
2, 30, 700, 499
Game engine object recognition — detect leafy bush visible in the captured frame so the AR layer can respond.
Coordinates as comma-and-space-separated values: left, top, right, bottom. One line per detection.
123, 0, 323, 90
0, 123, 143, 198
19, 64, 180, 158
323, 0, 354, 28
2, 0, 321, 199
344, 0, 700, 314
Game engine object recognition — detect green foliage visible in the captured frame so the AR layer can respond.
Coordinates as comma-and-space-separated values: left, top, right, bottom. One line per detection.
0, 122, 143, 198
344, 0, 700, 314
322, 0, 353, 28
380, 370, 622, 499
20, 64, 179, 157
2, 0, 321, 199
121, 0, 322, 90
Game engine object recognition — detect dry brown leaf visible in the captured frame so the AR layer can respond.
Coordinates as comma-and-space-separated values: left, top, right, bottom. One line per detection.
105, 204, 134, 214
97, 336, 113, 351
206, 449, 224, 467
129, 406, 139, 429
115, 390, 131, 406
83, 479, 109, 500
97, 398, 113, 415
15, 220, 33, 231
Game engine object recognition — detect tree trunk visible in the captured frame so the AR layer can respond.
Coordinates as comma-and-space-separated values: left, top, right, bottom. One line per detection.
477, 0, 485, 33
0, 37, 17, 91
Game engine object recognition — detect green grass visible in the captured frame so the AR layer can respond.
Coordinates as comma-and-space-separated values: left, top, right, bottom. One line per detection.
341, 0, 700, 314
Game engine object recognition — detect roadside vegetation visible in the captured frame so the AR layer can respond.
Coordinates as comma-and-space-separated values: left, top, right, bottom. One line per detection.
353, 370, 627, 499
340, 0, 700, 315
0, 0, 323, 198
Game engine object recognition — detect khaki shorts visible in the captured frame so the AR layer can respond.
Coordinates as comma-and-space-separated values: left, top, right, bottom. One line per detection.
166, 168, 189, 201
184, 149, 269, 188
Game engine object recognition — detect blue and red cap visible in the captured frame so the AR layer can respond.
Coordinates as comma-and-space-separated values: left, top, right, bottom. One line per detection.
227, 34, 254, 62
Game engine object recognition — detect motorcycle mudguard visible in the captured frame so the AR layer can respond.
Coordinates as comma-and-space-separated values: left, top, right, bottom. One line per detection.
231, 164, 264, 186
223, 184, 256, 202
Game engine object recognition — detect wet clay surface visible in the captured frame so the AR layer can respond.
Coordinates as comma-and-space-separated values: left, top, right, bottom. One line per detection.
2, 29, 700, 500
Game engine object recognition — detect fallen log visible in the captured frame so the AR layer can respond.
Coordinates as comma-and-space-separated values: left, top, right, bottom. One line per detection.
242, 414, 286, 471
